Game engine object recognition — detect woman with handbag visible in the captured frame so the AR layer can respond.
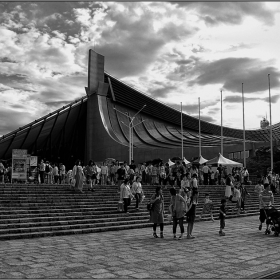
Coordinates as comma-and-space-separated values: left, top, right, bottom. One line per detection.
169, 188, 187, 240
120, 178, 134, 213
72, 159, 84, 194
150, 186, 165, 238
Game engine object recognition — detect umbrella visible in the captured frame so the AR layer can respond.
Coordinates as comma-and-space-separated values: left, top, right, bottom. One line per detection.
168, 159, 175, 166
183, 157, 191, 165
171, 156, 182, 161
152, 158, 163, 165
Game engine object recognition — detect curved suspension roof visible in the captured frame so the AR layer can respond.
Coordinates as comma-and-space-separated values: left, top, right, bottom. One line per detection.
0, 72, 279, 161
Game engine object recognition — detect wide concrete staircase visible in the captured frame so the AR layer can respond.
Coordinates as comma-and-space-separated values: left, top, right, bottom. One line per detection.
0, 183, 279, 240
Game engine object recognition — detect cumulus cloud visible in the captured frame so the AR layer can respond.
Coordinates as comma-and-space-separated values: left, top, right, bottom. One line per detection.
166, 99, 219, 115
82, 2, 197, 77
173, 2, 278, 26
189, 58, 280, 93
191, 114, 217, 124
224, 94, 280, 104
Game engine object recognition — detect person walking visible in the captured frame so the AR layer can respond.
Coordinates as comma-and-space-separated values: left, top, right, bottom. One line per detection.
84, 160, 96, 191
72, 159, 84, 193
131, 176, 144, 210
258, 183, 274, 232
120, 178, 133, 214
202, 163, 209, 185
59, 163, 66, 184
150, 186, 165, 238
101, 162, 108, 185
186, 189, 198, 239
53, 163, 59, 184
219, 198, 227, 236
39, 159, 45, 184
169, 188, 187, 240
0, 161, 5, 184
225, 174, 233, 198
140, 162, 147, 185
117, 163, 126, 192
240, 183, 250, 213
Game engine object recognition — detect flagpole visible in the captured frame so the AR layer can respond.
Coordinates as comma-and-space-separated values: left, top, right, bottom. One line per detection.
198, 97, 201, 157
221, 90, 223, 156
181, 102, 183, 160
268, 74, 273, 171
242, 83, 246, 167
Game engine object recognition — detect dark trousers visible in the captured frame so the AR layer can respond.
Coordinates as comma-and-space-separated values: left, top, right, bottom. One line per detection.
142, 171, 146, 184
135, 193, 140, 208
123, 198, 131, 213
173, 217, 184, 234
241, 199, 245, 210
54, 175, 59, 184
203, 173, 208, 185
39, 171, 45, 184
153, 223, 164, 232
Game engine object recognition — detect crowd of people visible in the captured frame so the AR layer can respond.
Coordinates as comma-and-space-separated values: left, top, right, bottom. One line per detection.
1, 157, 279, 239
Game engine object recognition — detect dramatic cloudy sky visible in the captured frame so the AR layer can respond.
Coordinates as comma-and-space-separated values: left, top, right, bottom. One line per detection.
1, 2, 280, 137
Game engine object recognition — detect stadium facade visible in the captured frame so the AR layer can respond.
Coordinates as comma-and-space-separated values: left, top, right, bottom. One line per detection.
0, 49, 279, 168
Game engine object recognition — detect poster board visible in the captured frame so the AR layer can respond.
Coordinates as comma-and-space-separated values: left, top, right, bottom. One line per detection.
30, 156, 38, 167
12, 149, 27, 181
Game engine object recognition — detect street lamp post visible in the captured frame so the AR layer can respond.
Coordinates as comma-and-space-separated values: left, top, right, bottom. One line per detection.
114, 105, 146, 164
268, 74, 273, 172
242, 83, 246, 168
221, 89, 223, 156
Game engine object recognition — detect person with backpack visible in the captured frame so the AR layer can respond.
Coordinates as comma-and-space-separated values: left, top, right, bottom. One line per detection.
150, 186, 165, 238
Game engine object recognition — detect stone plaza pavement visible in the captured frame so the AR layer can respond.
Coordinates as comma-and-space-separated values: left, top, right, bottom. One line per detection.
0, 215, 280, 279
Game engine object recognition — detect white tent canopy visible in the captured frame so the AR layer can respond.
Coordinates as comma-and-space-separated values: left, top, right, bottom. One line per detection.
183, 157, 191, 165
168, 159, 175, 166
192, 155, 208, 165
205, 153, 243, 167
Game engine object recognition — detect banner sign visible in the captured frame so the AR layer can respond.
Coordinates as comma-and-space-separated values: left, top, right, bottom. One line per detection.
12, 149, 27, 180
30, 156, 38, 167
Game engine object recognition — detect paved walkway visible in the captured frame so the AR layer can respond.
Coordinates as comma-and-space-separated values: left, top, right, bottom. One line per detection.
0, 216, 280, 279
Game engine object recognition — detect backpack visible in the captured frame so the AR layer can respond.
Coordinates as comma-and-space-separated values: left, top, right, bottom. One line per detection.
45, 165, 50, 173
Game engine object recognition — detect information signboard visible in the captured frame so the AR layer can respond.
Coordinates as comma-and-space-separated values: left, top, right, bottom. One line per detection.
12, 149, 27, 180
30, 156, 38, 167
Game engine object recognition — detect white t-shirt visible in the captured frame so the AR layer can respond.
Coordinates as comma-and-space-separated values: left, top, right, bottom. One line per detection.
192, 178, 198, 188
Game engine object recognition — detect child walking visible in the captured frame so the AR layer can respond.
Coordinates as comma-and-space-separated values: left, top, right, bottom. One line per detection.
199, 193, 214, 222
219, 198, 227, 236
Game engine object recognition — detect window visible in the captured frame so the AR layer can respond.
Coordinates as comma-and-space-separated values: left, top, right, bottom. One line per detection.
234, 152, 240, 159
240, 150, 250, 159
